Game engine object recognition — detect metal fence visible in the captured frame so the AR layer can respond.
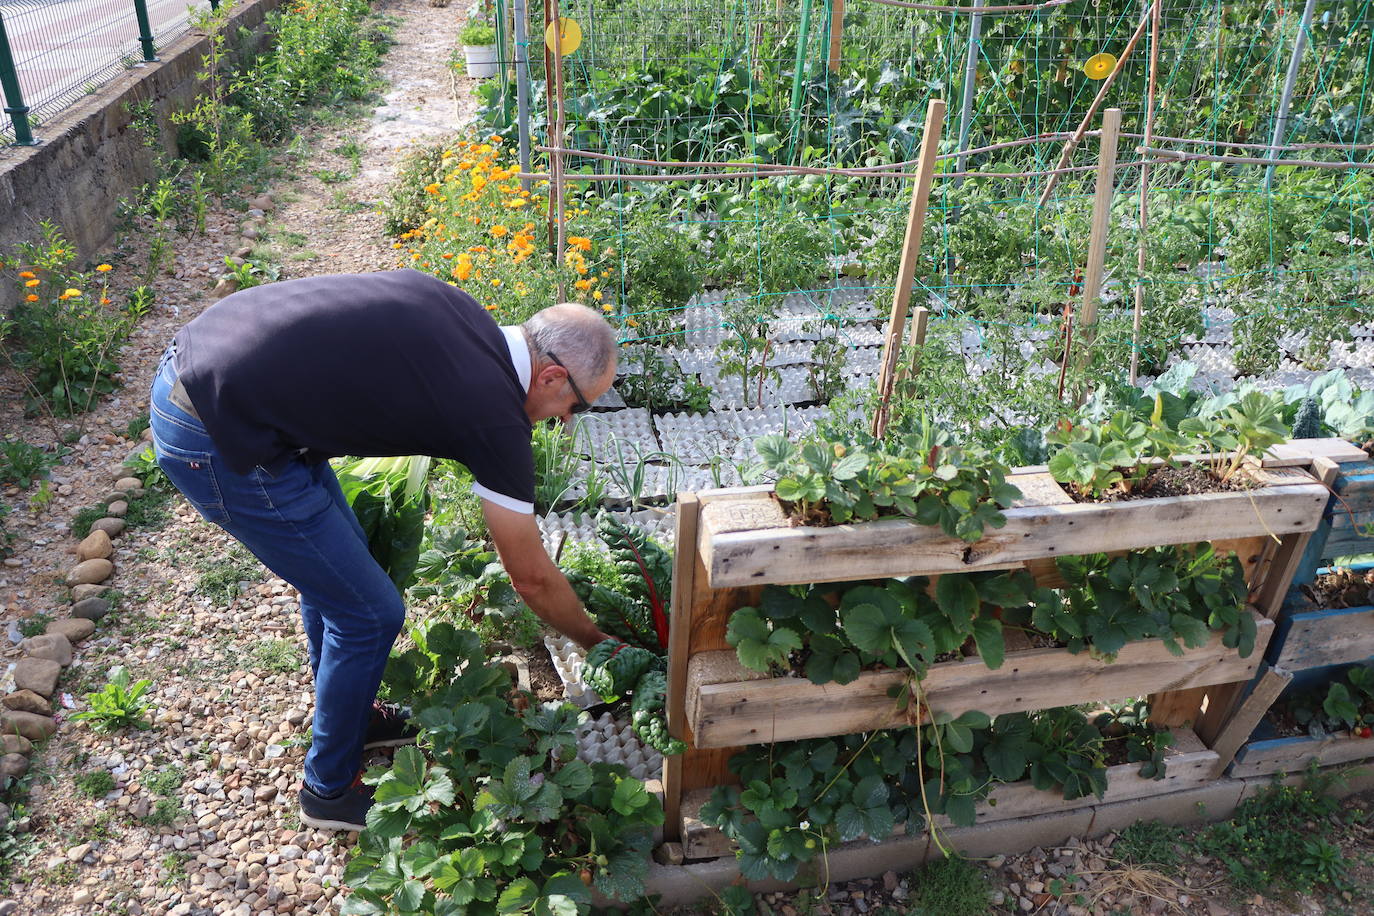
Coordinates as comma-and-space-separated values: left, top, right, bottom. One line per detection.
0, 0, 217, 144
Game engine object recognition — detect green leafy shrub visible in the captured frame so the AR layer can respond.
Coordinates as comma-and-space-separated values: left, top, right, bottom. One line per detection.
0, 439, 57, 489
336, 455, 433, 592
460, 21, 497, 46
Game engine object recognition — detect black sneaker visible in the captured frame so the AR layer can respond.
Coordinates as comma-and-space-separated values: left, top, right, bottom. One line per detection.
299, 779, 374, 832
363, 701, 418, 750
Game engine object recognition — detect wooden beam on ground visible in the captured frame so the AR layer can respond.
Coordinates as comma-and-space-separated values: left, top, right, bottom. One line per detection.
872, 99, 945, 439
1208, 665, 1293, 777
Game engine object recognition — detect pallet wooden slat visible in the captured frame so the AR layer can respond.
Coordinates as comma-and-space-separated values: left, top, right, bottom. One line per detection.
686, 612, 1274, 749
1231, 732, 1374, 778
1273, 606, 1374, 670
699, 482, 1329, 589
1263, 438, 1369, 467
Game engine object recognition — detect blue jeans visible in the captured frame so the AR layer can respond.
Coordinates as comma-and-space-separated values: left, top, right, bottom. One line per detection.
149, 346, 404, 796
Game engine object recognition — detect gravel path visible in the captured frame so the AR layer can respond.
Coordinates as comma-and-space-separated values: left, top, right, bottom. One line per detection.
0, 1, 477, 912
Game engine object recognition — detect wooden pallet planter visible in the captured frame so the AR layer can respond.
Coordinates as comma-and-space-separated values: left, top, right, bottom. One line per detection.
686, 613, 1273, 749
663, 451, 1332, 843
679, 728, 1219, 859
1271, 604, 1374, 671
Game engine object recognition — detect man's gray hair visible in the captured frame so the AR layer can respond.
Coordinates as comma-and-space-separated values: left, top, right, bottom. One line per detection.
523, 303, 618, 381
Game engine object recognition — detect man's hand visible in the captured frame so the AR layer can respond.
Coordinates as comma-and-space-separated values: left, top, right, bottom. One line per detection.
482, 499, 608, 649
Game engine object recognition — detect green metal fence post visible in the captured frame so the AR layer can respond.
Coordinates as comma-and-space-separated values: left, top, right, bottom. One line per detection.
133, 0, 160, 62
0, 12, 37, 146
788, 0, 815, 156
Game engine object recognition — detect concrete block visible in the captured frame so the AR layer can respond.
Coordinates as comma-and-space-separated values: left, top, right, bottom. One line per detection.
1084, 779, 1247, 837
938, 807, 1094, 859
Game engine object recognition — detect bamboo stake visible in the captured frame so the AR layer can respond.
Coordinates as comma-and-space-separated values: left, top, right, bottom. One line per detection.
1129, 0, 1161, 385
828, 0, 845, 72
872, 99, 946, 439
1036, 7, 1151, 207
1076, 108, 1122, 355
541, 0, 556, 257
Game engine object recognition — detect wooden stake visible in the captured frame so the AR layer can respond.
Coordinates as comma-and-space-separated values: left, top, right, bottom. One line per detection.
1036, 7, 1151, 208
896, 305, 930, 385
828, 0, 845, 72
1075, 107, 1122, 368
1129, 0, 1162, 385
873, 98, 945, 438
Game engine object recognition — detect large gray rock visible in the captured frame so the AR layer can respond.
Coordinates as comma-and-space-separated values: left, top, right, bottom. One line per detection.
75, 529, 112, 561
0, 711, 56, 741
68, 558, 113, 586
46, 618, 95, 643
89, 518, 126, 539
20, 633, 72, 667
71, 597, 111, 621
2, 690, 52, 717
12, 658, 61, 697
105, 500, 128, 518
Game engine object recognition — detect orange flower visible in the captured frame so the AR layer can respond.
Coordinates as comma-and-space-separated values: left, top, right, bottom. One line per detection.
574, 279, 591, 291
25, 294, 38, 302
568, 236, 592, 252
96, 264, 112, 272
485, 304, 499, 311
489, 224, 509, 238
425, 183, 441, 195
455, 254, 474, 282
18, 271, 35, 279
101, 297, 112, 305
24, 278, 39, 288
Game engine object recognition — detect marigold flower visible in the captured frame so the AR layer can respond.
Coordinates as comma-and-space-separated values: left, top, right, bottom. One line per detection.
574, 279, 591, 291
489, 224, 508, 238
485, 304, 499, 311
568, 236, 592, 252
505, 199, 528, 209
491, 279, 502, 287
64, 288, 81, 297
425, 183, 441, 195
25, 294, 38, 302
101, 297, 112, 305
96, 264, 112, 272
18, 271, 35, 279
602, 303, 613, 311
24, 278, 39, 288
593, 291, 603, 301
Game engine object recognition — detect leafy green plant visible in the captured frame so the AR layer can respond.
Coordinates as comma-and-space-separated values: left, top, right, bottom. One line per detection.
71, 666, 153, 733
1180, 390, 1290, 483
336, 455, 433, 592
616, 348, 710, 415
1045, 543, 1253, 661
1095, 700, 1175, 779
460, 21, 497, 46
1047, 398, 1190, 499
908, 856, 992, 916
1288, 666, 1374, 737
407, 523, 526, 641
755, 415, 1020, 541
345, 628, 664, 914
563, 516, 683, 755
0, 439, 56, 489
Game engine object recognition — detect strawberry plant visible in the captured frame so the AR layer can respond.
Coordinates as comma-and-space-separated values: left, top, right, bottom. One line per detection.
1095, 700, 1175, 779
1288, 666, 1374, 737
1179, 389, 1290, 483
344, 626, 664, 915
1047, 397, 1191, 499
753, 415, 1021, 541
1040, 543, 1253, 661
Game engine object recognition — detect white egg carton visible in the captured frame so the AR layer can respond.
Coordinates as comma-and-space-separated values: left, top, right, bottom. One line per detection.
544, 634, 602, 709
576, 710, 665, 784
571, 409, 659, 459
654, 410, 743, 465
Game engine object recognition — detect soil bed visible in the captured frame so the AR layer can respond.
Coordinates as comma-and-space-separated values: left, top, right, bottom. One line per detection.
1300, 567, 1374, 610
1062, 463, 1255, 504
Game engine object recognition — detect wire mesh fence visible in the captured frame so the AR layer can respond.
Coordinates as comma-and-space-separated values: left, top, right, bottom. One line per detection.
0, 0, 215, 144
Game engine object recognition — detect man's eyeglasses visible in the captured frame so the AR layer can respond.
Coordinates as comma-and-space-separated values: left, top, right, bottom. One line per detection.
546, 351, 591, 415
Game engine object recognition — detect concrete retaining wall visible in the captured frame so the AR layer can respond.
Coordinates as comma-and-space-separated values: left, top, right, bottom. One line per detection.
0, 0, 286, 271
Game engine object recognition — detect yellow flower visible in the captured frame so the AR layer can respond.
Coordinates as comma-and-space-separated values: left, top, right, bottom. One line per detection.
96, 264, 112, 272
602, 302, 613, 311
24, 278, 39, 288
64, 288, 81, 297
505, 198, 528, 209
593, 291, 603, 301
491, 278, 502, 287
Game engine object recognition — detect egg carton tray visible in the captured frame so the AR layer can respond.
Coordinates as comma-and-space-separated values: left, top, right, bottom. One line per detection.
577, 710, 665, 784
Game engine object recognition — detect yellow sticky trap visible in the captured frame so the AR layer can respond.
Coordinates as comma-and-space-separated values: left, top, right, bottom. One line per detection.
545, 17, 582, 55
1083, 53, 1116, 80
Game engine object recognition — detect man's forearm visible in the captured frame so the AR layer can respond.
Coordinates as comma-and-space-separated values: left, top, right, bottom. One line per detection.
519, 574, 606, 649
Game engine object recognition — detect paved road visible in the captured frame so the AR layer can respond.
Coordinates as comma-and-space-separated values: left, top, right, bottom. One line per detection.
2, 0, 211, 129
